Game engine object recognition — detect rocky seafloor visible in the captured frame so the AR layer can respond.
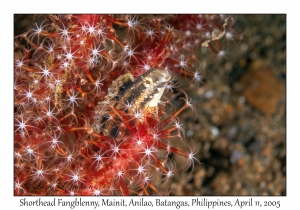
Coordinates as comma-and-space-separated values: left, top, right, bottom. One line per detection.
169, 14, 286, 196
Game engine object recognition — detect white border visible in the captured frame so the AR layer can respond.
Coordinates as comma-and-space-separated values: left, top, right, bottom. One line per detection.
2, 1, 297, 209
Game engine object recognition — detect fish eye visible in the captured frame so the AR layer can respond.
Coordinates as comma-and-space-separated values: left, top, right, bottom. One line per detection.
144, 78, 152, 85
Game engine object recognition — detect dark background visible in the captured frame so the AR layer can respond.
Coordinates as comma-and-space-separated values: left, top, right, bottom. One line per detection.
169, 14, 286, 195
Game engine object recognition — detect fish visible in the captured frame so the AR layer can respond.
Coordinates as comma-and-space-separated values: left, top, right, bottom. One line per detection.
92, 68, 171, 138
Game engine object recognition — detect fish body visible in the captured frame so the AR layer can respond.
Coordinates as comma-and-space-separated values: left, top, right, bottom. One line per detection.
92, 68, 171, 138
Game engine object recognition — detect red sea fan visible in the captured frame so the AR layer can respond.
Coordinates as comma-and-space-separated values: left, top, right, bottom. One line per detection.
14, 14, 233, 195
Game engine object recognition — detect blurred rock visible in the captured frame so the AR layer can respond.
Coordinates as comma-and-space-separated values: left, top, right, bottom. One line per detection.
239, 60, 284, 114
